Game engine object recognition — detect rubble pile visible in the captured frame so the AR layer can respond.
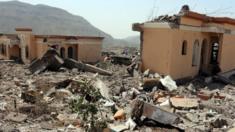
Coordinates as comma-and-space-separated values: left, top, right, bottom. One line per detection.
0, 56, 235, 131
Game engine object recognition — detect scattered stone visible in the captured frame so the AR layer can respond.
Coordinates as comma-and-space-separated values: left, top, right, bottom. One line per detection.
160, 76, 178, 91
211, 118, 228, 128
0, 101, 7, 111
170, 98, 199, 109
114, 109, 125, 120
143, 69, 150, 77
57, 113, 79, 125
108, 124, 129, 132
5, 112, 27, 122
185, 113, 199, 123
125, 118, 137, 130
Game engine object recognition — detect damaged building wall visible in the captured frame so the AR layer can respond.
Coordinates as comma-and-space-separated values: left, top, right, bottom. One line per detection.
78, 42, 102, 63
180, 17, 203, 27
29, 36, 38, 60
0, 28, 103, 63
8, 45, 20, 59
220, 34, 235, 72
141, 28, 172, 75
16, 29, 34, 63
170, 29, 210, 79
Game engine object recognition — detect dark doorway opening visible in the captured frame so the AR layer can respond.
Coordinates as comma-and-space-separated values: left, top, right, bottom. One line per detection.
60, 47, 65, 58
68, 47, 73, 59
210, 37, 219, 64
200, 39, 207, 72
210, 36, 221, 74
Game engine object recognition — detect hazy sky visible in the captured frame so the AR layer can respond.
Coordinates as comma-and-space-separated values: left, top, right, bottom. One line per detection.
1, 0, 235, 38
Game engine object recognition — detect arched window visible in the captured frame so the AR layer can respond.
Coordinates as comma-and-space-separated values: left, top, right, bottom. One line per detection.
181, 40, 187, 55
68, 47, 73, 59
192, 40, 200, 66
60, 47, 65, 58
201, 39, 207, 65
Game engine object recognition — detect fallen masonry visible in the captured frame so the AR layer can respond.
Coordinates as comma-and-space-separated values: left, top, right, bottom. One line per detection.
0, 53, 235, 131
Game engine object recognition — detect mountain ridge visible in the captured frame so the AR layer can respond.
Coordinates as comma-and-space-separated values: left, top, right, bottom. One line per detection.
0, 1, 139, 47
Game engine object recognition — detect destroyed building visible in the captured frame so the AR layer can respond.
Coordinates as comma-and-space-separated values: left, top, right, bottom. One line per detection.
0, 28, 103, 63
133, 5, 235, 79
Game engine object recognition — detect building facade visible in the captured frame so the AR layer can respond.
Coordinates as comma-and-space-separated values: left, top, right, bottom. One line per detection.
133, 7, 235, 79
0, 28, 103, 63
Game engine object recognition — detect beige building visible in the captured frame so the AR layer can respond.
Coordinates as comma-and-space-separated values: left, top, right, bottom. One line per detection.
133, 6, 235, 79
0, 28, 103, 63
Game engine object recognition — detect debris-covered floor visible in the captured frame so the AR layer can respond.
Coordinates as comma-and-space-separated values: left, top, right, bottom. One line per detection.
0, 58, 235, 131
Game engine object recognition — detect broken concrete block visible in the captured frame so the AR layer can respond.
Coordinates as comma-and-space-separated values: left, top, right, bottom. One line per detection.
185, 113, 199, 123
64, 58, 113, 76
29, 49, 64, 74
0, 101, 7, 111
5, 112, 27, 122
160, 76, 177, 91
108, 124, 128, 132
94, 78, 110, 100
143, 69, 150, 77
114, 109, 125, 120
125, 118, 137, 131
57, 113, 80, 125
131, 100, 179, 126
55, 89, 73, 99
170, 98, 199, 109
104, 101, 115, 107
154, 73, 161, 78
210, 118, 228, 128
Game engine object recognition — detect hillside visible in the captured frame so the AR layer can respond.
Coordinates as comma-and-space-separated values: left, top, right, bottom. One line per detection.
0, 1, 116, 46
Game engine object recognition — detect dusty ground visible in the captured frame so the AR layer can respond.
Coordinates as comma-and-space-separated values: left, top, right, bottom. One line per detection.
0, 60, 235, 132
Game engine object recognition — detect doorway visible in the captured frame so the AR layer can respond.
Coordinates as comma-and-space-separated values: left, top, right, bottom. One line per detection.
210, 36, 221, 74
60, 47, 65, 58
68, 47, 74, 59
200, 39, 207, 72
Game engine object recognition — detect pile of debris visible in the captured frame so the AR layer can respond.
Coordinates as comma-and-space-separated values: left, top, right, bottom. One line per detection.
0, 50, 235, 131
29, 49, 112, 76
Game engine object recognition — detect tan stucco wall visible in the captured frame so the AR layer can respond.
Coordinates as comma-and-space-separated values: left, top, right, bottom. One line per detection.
8, 45, 20, 58
220, 34, 235, 72
78, 43, 101, 63
141, 28, 172, 75
16, 31, 33, 61
170, 29, 210, 79
0, 30, 103, 63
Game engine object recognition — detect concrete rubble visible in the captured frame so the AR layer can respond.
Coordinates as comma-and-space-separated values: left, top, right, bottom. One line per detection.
0, 48, 235, 131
